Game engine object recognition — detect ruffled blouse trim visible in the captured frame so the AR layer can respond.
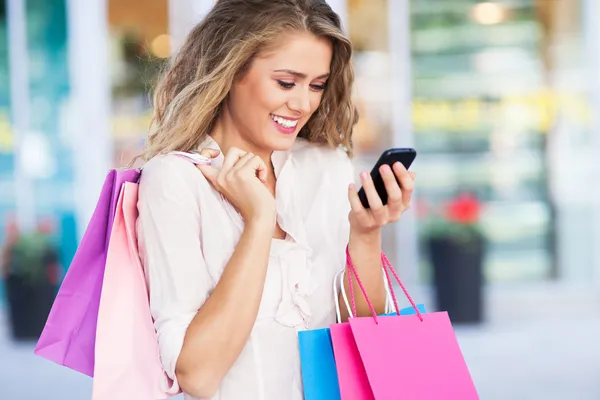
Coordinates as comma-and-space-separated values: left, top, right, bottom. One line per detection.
197, 137, 315, 329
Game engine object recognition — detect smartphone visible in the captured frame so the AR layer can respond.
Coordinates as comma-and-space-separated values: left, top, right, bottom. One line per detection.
357, 148, 417, 209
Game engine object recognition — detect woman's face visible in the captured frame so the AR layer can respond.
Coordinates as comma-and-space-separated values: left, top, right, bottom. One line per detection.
223, 31, 333, 153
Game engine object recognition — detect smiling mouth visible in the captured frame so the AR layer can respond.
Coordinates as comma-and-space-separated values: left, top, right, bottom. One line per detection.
270, 114, 299, 129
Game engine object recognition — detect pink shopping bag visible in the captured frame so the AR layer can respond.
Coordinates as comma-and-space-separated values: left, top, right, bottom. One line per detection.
92, 181, 179, 399
93, 153, 210, 398
340, 249, 479, 400
330, 322, 374, 400
329, 249, 409, 400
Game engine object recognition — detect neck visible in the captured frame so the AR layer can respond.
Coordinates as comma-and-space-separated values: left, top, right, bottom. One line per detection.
210, 109, 272, 169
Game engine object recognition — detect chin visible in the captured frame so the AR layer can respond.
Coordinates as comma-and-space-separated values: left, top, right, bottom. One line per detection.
261, 125, 300, 150
267, 134, 298, 152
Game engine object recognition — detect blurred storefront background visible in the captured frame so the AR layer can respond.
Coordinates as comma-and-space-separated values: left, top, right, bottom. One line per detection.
2, 0, 600, 302
347, 0, 600, 288
2, 0, 600, 398
410, 0, 595, 285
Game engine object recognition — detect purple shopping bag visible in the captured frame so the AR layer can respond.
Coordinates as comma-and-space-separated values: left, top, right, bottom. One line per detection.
34, 169, 141, 377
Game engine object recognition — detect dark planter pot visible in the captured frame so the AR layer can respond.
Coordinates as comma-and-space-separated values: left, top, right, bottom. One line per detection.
5, 275, 57, 341
428, 235, 484, 324
4, 238, 59, 341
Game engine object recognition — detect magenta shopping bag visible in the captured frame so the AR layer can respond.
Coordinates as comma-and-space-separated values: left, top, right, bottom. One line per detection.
34, 169, 141, 377
332, 249, 479, 400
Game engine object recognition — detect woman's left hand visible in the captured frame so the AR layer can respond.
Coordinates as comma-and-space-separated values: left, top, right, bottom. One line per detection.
348, 162, 416, 236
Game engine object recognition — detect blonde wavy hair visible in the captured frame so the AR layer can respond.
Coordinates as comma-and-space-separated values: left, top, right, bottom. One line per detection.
137, 0, 358, 163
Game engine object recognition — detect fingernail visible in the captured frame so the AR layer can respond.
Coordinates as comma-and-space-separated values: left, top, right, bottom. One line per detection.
380, 165, 391, 174
348, 183, 355, 190
360, 172, 369, 180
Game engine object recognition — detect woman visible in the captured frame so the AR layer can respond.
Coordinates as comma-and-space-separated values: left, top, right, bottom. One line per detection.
136, 0, 415, 398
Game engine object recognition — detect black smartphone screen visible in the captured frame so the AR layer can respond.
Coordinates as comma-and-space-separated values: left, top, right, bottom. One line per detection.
357, 148, 417, 209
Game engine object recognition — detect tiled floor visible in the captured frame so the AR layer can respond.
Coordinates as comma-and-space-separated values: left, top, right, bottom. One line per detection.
0, 283, 598, 399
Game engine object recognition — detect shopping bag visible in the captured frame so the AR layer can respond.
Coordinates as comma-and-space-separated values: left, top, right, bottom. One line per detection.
298, 270, 352, 400
92, 182, 179, 399
329, 261, 407, 400
34, 169, 141, 377
34, 151, 209, 379
298, 327, 341, 400
343, 250, 479, 400
299, 269, 426, 400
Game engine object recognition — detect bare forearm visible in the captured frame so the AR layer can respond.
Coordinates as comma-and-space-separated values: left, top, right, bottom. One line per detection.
176, 218, 273, 396
340, 230, 386, 321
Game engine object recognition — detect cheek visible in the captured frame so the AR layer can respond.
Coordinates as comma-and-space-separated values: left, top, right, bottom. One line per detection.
311, 94, 322, 110
308, 93, 323, 115
231, 80, 281, 118
253, 81, 287, 112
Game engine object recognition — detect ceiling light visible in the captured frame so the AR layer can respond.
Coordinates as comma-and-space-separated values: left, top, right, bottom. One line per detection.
470, 2, 507, 25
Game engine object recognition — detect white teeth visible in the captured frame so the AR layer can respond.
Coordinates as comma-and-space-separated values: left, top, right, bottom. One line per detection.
270, 114, 298, 128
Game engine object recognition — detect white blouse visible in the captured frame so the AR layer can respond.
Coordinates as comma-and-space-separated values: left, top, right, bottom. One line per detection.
136, 136, 355, 400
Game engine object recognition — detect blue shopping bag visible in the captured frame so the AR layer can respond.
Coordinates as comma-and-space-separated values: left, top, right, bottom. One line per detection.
299, 328, 341, 400
298, 304, 427, 400
382, 303, 426, 317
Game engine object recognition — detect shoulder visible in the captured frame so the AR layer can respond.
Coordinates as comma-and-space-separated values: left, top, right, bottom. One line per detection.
138, 153, 207, 199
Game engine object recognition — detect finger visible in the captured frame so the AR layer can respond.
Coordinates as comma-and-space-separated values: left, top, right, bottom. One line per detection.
231, 152, 255, 172
197, 164, 220, 186
380, 164, 402, 209
347, 182, 365, 212
231, 152, 268, 183
241, 154, 268, 183
348, 183, 373, 227
360, 172, 386, 222
199, 148, 220, 159
221, 147, 246, 172
393, 162, 414, 206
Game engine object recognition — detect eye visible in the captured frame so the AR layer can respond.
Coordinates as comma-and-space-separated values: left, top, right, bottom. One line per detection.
310, 83, 326, 92
277, 80, 295, 90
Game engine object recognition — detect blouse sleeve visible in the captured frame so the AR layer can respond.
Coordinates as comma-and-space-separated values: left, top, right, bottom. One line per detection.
136, 155, 212, 388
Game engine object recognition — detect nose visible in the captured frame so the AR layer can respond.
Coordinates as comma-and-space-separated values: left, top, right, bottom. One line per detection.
288, 87, 311, 115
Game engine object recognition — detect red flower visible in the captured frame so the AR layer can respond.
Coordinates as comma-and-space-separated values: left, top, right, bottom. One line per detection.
444, 193, 481, 224
37, 217, 55, 234
4, 217, 19, 245
47, 263, 61, 286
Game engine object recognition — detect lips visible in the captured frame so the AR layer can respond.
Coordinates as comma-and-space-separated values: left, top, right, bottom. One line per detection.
270, 113, 299, 129
270, 114, 298, 135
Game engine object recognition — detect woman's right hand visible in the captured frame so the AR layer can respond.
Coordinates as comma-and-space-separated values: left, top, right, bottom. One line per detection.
196, 147, 276, 224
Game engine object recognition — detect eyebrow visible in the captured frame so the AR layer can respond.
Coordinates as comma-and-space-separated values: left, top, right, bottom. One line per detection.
273, 69, 330, 79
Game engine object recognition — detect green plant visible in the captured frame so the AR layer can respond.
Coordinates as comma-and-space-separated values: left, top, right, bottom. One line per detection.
2, 220, 60, 285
